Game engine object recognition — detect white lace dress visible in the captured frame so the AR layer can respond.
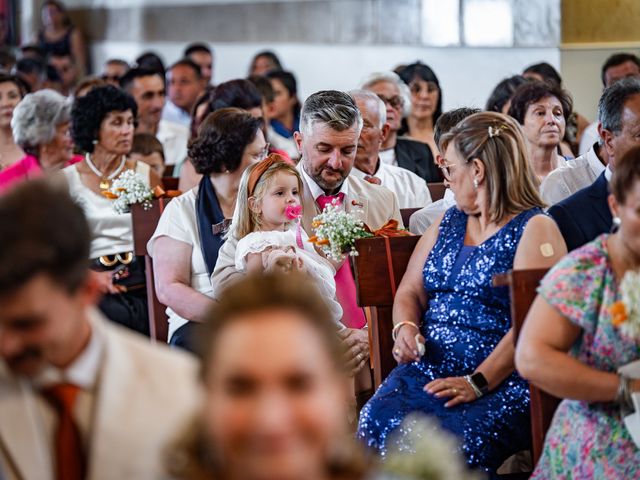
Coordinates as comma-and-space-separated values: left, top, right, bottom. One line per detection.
235, 227, 343, 327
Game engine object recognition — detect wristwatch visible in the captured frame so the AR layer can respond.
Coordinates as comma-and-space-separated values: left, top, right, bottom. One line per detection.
470, 372, 489, 395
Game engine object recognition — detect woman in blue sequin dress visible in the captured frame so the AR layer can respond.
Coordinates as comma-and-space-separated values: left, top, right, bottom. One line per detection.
358, 112, 567, 477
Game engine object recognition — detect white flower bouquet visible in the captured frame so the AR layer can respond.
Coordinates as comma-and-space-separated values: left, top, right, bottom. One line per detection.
379, 414, 485, 480
104, 169, 154, 214
308, 201, 372, 261
610, 270, 640, 339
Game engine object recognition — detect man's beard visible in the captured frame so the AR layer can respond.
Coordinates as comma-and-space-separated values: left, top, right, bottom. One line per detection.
5, 346, 44, 376
308, 165, 348, 193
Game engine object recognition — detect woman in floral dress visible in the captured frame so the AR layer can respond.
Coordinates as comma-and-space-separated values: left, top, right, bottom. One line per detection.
516, 145, 640, 478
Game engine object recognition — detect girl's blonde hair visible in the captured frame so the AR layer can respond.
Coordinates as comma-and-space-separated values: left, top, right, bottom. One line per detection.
441, 111, 544, 223
229, 157, 303, 239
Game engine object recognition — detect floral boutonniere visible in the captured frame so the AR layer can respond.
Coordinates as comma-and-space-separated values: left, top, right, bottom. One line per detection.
610, 270, 640, 339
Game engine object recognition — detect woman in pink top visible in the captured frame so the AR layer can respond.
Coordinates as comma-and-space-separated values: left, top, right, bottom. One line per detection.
0, 89, 77, 193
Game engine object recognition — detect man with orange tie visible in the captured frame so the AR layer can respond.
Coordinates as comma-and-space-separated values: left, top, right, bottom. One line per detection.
212, 90, 402, 401
0, 180, 200, 480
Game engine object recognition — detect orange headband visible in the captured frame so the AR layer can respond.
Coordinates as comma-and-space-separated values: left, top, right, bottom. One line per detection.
247, 153, 286, 196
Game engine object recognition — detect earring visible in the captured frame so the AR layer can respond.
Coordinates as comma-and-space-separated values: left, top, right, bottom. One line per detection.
473, 178, 479, 189
92, 139, 98, 145
611, 216, 621, 233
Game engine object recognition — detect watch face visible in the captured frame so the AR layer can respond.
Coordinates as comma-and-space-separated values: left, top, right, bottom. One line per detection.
471, 372, 488, 390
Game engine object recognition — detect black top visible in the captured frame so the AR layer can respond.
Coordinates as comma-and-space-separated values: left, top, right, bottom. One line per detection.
394, 137, 443, 183
548, 172, 612, 252
38, 27, 73, 57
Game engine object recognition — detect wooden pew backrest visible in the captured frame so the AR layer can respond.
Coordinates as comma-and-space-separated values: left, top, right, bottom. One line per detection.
131, 198, 172, 342
427, 182, 446, 202
353, 235, 420, 387
494, 268, 561, 466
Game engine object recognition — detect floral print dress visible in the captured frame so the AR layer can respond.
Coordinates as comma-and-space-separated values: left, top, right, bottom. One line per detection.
532, 234, 640, 479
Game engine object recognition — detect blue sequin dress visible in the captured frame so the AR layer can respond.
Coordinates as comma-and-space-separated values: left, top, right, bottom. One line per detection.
358, 206, 541, 477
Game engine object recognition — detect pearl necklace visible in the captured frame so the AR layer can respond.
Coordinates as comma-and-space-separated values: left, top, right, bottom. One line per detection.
85, 153, 127, 190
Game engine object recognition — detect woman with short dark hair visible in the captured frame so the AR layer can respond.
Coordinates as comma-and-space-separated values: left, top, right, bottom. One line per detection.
508, 81, 573, 182
65, 85, 160, 335
149, 108, 266, 351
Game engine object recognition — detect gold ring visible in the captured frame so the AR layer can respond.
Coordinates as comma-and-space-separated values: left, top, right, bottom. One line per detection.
452, 388, 458, 395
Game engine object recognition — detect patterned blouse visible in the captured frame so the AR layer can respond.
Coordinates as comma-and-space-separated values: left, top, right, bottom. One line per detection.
532, 234, 640, 479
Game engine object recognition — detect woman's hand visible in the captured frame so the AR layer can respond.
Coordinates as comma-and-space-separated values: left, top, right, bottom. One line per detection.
392, 323, 425, 364
424, 377, 479, 408
92, 270, 126, 295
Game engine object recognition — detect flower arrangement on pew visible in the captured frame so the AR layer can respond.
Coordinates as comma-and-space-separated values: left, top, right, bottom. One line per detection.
610, 270, 640, 339
380, 414, 484, 480
102, 170, 181, 214
308, 200, 410, 261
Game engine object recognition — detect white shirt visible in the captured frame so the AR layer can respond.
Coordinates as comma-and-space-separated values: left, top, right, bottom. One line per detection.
266, 125, 301, 161
31, 312, 104, 456
161, 101, 191, 128
409, 188, 456, 234
351, 162, 432, 209
157, 120, 189, 168
147, 188, 213, 341
299, 163, 350, 204
540, 144, 606, 205
379, 147, 397, 167
64, 162, 151, 258
579, 121, 599, 156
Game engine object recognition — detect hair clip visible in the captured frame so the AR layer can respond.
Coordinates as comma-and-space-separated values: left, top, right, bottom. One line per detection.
488, 124, 507, 138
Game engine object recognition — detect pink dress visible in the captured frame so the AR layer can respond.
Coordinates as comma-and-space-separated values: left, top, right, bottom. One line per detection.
0, 154, 82, 193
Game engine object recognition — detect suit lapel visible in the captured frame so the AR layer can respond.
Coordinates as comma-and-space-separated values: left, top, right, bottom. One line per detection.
86, 322, 141, 479
346, 176, 370, 224
0, 375, 52, 480
587, 173, 613, 228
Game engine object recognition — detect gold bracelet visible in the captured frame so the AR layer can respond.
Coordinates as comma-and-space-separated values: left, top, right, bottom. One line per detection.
392, 321, 420, 341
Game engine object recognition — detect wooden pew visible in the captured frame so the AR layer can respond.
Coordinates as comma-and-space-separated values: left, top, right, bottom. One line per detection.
494, 269, 561, 467
353, 235, 420, 387
427, 182, 447, 202
131, 198, 172, 343
400, 207, 420, 227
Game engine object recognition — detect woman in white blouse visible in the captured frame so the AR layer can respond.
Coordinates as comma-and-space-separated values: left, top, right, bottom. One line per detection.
148, 108, 267, 350
65, 85, 160, 335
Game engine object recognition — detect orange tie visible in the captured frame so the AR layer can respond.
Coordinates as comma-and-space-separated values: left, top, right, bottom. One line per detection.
42, 383, 85, 480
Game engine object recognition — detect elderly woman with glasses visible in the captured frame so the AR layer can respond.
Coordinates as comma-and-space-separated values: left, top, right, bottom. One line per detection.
0, 88, 79, 193
358, 112, 567, 478
361, 70, 441, 182
149, 108, 267, 351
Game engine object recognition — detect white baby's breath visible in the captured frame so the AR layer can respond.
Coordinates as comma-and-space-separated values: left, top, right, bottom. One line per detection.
109, 169, 153, 214
380, 414, 485, 480
311, 200, 372, 261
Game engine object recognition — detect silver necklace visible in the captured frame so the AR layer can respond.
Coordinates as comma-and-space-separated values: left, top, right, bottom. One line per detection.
85, 153, 127, 191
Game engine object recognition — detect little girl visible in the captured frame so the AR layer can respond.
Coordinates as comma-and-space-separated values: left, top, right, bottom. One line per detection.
228, 154, 343, 326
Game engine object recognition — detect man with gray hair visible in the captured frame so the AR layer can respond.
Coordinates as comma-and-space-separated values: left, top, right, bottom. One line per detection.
549, 77, 640, 251
349, 89, 431, 208
361, 71, 441, 182
213, 90, 401, 395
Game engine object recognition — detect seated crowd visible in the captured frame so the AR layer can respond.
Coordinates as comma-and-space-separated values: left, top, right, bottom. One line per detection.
1, 7, 640, 477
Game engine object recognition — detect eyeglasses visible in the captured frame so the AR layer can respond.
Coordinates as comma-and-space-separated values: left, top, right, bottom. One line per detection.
437, 158, 458, 181
255, 142, 270, 161
376, 94, 403, 110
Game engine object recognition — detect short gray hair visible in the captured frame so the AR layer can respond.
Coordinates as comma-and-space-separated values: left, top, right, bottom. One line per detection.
12, 89, 71, 154
359, 71, 411, 117
598, 77, 640, 134
299, 90, 363, 137
349, 89, 387, 128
